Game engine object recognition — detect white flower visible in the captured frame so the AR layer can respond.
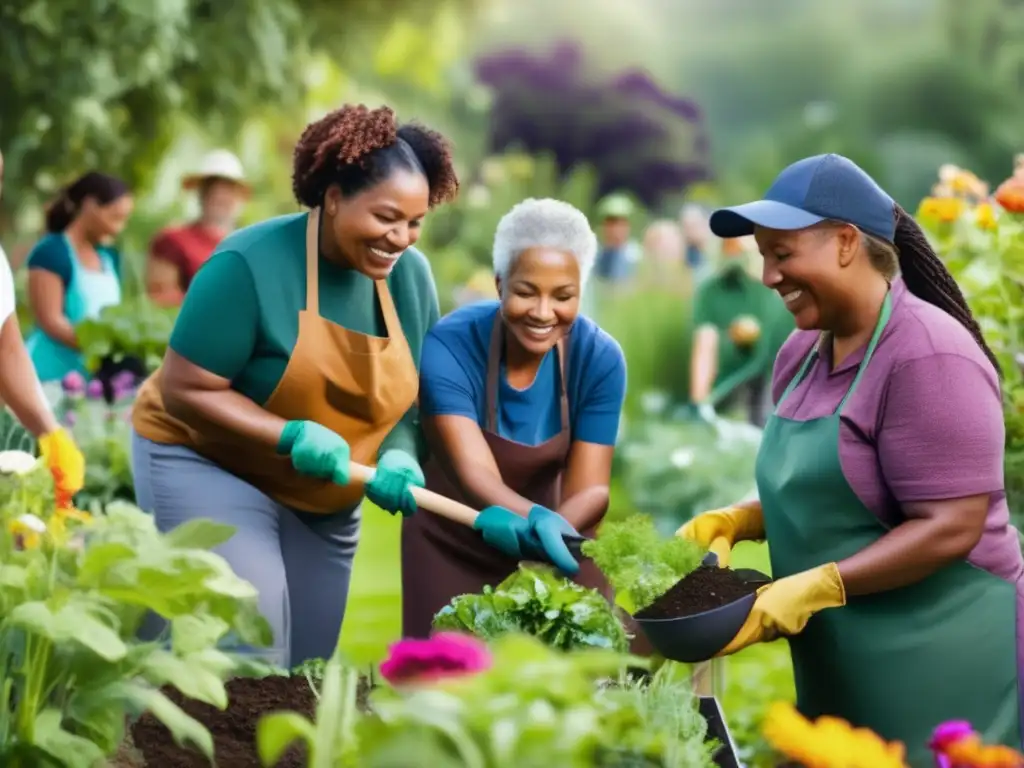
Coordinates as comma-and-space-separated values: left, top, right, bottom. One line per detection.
15, 513, 47, 534
0, 450, 41, 475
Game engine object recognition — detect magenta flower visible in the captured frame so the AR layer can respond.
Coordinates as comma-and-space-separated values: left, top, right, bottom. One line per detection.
930, 721, 975, 768
380, 632, 492, 685
62, 371, 86, 395
85, 379, 104, 400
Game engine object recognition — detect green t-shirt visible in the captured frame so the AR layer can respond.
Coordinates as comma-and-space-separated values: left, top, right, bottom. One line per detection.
691, 266, 794, 390
169, 212, 439, 461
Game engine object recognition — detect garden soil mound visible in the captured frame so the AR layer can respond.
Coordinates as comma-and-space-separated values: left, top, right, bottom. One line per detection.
131, 674, 371, 767
634, 565, 758, 620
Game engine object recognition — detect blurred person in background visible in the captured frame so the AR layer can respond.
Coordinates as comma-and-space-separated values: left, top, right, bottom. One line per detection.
689, 236, 793, 427
0, 149, 86, 501
404, 197, 623, 637
25, 172, 132, 384
147, 150, 249, 307
640, 218, 688, 289
680, 203, 711, 279
592, 193, 642, 283
131, 106, 574, 666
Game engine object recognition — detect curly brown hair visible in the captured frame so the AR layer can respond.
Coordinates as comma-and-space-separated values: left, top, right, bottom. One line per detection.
292, 104, 459, 209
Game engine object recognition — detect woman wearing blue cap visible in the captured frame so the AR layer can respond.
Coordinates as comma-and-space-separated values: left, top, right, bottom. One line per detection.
678, 154, 1022, 763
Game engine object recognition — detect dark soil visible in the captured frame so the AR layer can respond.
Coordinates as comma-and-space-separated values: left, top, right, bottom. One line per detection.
131, 674, 373, 768
634, 566, 758, 620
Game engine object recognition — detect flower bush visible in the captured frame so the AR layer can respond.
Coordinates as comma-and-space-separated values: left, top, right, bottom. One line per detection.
762, 702, 907, 768
917, 158, 1024, 532
930, 720, 1024, 767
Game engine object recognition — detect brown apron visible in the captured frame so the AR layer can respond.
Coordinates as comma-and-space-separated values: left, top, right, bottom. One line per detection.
132, 208, 419, 514
401, 313, 611, 638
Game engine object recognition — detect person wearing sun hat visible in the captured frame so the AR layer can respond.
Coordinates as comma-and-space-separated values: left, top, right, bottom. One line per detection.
146, 149, 250, 306
677, 153, 1023, 765
592, 193, 642, 284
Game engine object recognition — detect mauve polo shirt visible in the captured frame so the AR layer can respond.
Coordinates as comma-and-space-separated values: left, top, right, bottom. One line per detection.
771, 277, 1024, 684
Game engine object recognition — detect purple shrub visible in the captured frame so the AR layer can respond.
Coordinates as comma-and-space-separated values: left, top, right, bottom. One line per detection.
473, 41, 711, 209
85, 379, 104, 400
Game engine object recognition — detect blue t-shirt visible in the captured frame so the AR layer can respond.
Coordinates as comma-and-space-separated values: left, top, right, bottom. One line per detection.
420, 301, 627, 446
26, 233, 122, 286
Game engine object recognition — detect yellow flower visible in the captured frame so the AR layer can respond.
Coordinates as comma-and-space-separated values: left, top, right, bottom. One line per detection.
762, 702, 907, 768
8, 513, 47, 550
47, 505, 92, 543
976, 202, 998, 230
919, 196, 965, 223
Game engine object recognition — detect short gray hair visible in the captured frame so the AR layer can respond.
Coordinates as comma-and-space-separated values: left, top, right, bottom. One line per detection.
492, 198, 598, 287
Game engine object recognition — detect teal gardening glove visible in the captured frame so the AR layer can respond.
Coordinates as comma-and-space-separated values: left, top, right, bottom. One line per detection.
364, 449, 424, 517
473, 504, 580, 576
277, 420, 350, 484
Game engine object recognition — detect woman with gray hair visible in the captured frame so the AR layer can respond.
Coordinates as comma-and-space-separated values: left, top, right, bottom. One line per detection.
402, 197, 627, 637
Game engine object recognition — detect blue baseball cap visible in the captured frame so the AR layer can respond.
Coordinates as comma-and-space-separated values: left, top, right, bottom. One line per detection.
710, 154, 896, 243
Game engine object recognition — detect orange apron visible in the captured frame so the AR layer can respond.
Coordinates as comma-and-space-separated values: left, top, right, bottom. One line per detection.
132, 208, 419, 514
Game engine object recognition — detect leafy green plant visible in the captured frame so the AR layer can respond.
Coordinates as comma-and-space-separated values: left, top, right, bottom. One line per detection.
580, 514, 705, 613
432, 565, 629, 652
0, 460, 273, 767
358, 634, 715, 768
75, 299, 177, 373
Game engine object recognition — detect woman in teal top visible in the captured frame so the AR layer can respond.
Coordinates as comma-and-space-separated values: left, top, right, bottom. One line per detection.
26, 172, 132, 382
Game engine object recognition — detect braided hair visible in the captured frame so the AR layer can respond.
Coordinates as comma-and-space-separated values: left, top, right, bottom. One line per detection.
863, 204, 1000, 375
291, 104, 459, 209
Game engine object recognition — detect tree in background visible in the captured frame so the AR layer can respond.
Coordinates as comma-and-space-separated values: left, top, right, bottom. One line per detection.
0, 0, 476, 230
472, 42, 710, 212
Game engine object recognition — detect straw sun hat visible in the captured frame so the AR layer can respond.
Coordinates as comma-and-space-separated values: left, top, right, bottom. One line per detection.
181, 150, 250, 193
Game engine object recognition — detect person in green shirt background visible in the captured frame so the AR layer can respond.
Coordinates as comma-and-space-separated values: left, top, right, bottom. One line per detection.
689, 236, 794, 427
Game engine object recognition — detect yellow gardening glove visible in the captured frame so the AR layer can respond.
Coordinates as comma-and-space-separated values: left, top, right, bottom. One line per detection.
38, 428, 85, 503
717, 562, 846, 656
675, 502, 765, 567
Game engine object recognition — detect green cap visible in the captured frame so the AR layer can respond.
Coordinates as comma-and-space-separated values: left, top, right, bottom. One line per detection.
597, 194, 634, 220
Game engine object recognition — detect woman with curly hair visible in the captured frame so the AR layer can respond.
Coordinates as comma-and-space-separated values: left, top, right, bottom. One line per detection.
129, 105, 577, 665
402, 198, 626, 637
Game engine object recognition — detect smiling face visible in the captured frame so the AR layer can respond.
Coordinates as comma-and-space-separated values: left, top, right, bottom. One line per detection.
80, 194, 134, 243
755, 222, 865, 331
324, 168, 430, 279
499, 246, 582, 358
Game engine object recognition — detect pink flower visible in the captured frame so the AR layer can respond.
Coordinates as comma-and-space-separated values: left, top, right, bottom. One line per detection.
380, 632, 492, 685
61, 371, 86, 395
931, 721, 976, 751
85, 379, 104, 400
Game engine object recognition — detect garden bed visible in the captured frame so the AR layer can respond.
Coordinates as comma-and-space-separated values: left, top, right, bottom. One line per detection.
127, 674, 373, 767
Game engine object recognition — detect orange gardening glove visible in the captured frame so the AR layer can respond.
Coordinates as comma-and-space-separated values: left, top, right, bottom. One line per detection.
675, 502, 765, 567
717, 562, 846, 656
38, 428, 85, 503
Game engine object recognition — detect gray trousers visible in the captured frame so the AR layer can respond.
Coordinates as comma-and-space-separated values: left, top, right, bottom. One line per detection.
130, 431, 361, 668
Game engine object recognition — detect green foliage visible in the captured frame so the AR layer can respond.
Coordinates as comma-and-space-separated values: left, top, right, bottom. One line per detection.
432, 565, 629, 653
60, 397, 135, 509
75, 298, 177, 373
0, 462, 273, 766
358, 634, 716, 768
581, 515, 705, 613
615, 415, 761, 538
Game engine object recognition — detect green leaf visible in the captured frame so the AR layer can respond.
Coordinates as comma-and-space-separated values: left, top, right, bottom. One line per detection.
32, 708, 106, 768
76, 542, 136, 584
118, 682, 214, 758
257, 711, 317, 767
0, 563, 28, 588
171, 614, 231, 655
163, 519, 237, 551
8, 600, 127, 661
141, 649, 231, 708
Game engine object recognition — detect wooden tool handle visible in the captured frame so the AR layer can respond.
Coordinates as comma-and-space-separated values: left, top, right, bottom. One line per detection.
349, 461, 480, 527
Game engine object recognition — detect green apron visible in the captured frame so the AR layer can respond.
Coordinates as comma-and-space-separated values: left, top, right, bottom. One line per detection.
755, 291, 1021, 767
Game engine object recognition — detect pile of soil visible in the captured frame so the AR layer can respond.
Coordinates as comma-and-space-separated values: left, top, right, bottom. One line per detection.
634, 566, 758, 620
131, 674, 373, 767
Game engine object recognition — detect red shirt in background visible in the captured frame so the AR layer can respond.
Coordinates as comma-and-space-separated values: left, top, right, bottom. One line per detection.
149, 222, 224, 296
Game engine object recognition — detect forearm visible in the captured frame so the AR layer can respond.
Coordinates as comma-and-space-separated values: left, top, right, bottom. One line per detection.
836, 518, 975, 596
448, 462, 535, 517
690, 333, 718, 402
162, 384, 287, 450
40, 316, 78, 349
559, 485, 609, 530
0, 318, 59, 436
